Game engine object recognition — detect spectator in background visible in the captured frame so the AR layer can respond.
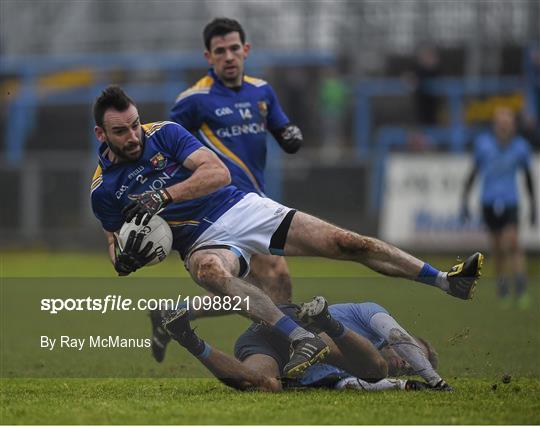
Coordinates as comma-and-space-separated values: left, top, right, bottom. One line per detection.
319, 65, 347, 162
411, 46, 441, 126
461, 107, 537, 309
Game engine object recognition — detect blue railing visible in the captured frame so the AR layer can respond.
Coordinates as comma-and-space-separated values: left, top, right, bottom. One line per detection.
1, 50, 335, 202
2, 48, 538, 211
354, 76, 526, 157
359, 45, 539, 214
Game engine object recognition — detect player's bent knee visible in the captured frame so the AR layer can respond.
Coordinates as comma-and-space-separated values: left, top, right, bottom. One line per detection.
193, 255, 230, 285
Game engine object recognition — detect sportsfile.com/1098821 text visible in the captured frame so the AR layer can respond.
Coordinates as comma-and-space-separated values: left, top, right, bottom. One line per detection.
40, 295, 249, 314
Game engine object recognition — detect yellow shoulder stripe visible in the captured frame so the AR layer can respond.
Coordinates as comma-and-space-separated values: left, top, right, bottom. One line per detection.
91, 164, 103, 191
142, 121, 174, 137
90, 177, 103, 193
243, 75, 267, 87
192, 75, 214, 90
91, 164, 102, 182
175, 76, 214, 102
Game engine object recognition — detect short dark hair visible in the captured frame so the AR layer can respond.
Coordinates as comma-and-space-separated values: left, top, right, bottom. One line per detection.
93, 85, 136, 128
203, 17, 246, 50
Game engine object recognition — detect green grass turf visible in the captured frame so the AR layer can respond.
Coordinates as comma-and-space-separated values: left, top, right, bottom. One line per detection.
1, 252, 539, 424
2, 378, 539, 425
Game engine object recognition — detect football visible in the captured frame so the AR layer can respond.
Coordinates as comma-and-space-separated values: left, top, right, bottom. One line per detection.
118, 215, 173, 266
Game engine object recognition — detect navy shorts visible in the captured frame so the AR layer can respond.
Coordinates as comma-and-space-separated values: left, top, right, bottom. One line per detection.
482, 204, 518, 232
234, 304, 299, 374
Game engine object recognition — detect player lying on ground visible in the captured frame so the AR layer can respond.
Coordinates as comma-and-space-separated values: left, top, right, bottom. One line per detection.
155, 296, 451, 392
91, 85, 483, 377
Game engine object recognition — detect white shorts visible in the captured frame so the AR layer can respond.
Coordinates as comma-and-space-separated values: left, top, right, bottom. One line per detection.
185, 193, 296, 276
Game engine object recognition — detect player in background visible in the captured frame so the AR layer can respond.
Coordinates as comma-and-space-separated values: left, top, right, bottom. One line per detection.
160, 296, 450, 392
170, 18, 301, 304
461, 107, 537, 309
91, 85, 483, 378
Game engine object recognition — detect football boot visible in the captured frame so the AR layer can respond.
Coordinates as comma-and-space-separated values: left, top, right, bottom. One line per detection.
447, 252, 484, 300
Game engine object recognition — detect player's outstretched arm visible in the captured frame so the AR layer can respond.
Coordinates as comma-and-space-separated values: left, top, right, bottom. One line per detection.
199, 347, 281, 392
163, 309, 280, 392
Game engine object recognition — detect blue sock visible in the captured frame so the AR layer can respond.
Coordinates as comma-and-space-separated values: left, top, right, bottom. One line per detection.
197, 342, 212, 360
274, 315, 298, 336
417, 263, 442, 286
178, 331, 206, 356
274, 316, 313, 342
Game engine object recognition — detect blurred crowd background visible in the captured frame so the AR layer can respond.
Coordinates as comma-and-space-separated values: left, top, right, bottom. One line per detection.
1, 0, 539, 250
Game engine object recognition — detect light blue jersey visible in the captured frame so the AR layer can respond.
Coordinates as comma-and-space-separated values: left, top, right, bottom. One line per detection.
170, 69, 289, 195
329, 302, 389, 349
474, 133, 532, 207
299, 302, 389, 387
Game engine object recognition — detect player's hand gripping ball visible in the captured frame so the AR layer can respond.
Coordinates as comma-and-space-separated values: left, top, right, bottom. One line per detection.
121, 189, 172, 226
115, 215, 173, 276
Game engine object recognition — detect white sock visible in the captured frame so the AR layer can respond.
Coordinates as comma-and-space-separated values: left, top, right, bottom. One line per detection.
275, 315, 315, 342
289, 326, 315, 342
435, 272, 449, 292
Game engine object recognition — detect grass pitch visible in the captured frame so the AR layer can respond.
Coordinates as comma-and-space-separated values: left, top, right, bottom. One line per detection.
1, 252, 539, 424
3, 378, 539, 425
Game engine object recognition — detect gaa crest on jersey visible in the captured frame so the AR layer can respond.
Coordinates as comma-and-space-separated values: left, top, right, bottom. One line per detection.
258, 101, 268, 118
150, 152, 167, 170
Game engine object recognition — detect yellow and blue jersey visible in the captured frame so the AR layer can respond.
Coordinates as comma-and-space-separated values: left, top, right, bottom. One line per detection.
170, 69, 289, 195
474, 133, 532, 207
90, 121, 244, 257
